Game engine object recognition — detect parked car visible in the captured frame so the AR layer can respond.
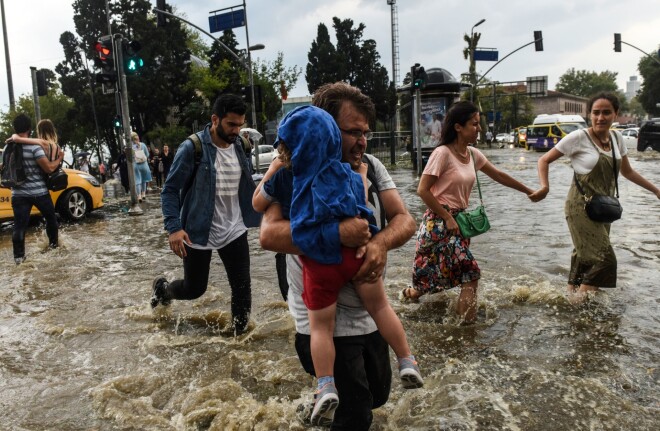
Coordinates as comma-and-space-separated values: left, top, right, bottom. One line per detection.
619, 127, 639, 151
251, 145, 278, 172
0, 152, 104, 222
637, 119, 660, 152
496, 133, 512, 144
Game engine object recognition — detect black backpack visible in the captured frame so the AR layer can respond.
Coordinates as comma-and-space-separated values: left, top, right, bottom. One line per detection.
0, 142, 27, 189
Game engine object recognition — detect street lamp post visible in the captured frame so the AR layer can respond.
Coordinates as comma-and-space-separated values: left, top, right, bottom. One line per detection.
469, 18, 486, 102
246, 43, 264, 173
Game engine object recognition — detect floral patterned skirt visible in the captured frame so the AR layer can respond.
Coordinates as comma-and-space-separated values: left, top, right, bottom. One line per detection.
412, 208, 481, 293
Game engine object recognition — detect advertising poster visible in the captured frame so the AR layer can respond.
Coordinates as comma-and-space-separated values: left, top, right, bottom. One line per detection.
420, 97, 448, 148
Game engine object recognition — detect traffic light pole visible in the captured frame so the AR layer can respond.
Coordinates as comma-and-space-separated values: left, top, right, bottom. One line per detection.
412, 88, 423, 175
115, 34, 142, 215
614, 36, 660, 66
29, 67, 41, 123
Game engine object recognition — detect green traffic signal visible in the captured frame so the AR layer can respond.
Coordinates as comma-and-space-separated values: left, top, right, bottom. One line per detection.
126, 57, 144, 72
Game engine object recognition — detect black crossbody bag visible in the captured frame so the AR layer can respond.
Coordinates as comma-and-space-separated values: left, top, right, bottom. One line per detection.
573, 131, 622, 223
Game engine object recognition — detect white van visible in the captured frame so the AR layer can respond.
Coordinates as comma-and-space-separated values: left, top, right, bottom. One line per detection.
533, 114, 586, 127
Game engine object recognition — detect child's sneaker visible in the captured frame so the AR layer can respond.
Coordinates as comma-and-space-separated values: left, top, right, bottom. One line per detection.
399, 357, 424, 389
310, 382, 339, 427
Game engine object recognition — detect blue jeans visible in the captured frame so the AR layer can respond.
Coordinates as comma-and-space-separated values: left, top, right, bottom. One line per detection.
11, 194, 59, 259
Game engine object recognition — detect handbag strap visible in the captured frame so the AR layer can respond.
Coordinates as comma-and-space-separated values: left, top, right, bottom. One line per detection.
468, 148, 484, 206
574, 130, 619, 199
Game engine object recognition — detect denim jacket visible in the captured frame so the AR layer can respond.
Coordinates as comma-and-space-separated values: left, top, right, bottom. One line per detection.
161, 123, 261, 244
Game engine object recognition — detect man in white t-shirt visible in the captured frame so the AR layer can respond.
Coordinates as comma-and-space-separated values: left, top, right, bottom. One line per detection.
260, 82, 417, 429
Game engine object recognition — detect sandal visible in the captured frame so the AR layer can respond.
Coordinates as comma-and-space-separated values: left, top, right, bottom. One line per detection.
399, 287, 420, 303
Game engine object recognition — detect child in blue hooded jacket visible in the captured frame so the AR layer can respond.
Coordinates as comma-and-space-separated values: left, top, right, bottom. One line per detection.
253, 106, 422, 426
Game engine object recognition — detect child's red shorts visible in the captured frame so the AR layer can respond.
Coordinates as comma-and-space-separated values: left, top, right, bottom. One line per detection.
300, 246, 363, 310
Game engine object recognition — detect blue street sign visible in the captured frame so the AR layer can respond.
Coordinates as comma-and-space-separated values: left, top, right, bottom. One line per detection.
486, 112, 502, 122
474, 50, 499, 61
209, 9, 246, 33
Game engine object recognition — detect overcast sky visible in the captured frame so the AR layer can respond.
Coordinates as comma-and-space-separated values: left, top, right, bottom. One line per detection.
1, 0, 659, 112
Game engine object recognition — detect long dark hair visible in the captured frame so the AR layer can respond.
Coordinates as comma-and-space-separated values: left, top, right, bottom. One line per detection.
439, 101, 479, 146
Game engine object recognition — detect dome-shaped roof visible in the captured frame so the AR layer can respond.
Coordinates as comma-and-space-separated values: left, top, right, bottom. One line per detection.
397, 66, 468, 94
424, 68, 459, 84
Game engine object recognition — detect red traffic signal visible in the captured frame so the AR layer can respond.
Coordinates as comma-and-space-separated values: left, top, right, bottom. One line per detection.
93, 35, 117, 83
94, 41, 111, 60
94, 35, 114, 63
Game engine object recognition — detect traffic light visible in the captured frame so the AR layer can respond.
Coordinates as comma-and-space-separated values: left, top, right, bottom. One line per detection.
36, 70, 48, 96
113, 115, 122, 128
156, 0, 167, 27
410, 63, 427, 94
614, 33, 621, 52
241, 85, 252, 103
123, 40, 144, 74
93, 35, 117, 84
534, 30, 544, 52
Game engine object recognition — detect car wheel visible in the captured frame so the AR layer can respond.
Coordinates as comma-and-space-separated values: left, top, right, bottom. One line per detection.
57, 189, 88, 221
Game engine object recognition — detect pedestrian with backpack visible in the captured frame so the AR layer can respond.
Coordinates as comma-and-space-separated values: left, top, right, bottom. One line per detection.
152, 94, 261, 335
4, 115, 63, 264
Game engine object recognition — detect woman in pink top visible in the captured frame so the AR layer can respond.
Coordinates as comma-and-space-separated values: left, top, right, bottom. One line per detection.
405, 101, 537, 323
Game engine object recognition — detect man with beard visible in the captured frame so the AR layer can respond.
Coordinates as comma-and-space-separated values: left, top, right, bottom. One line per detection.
153, 94, 261, 335
259, 82, 417, 429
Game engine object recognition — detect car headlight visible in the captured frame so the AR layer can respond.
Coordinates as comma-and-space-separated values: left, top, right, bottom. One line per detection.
77, 172, 100, 186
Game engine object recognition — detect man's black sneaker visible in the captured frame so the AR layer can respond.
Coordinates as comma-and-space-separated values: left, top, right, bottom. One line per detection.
151, 277, 171, 308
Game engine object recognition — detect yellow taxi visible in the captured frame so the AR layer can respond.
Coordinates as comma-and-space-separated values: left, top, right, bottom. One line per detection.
0, 165, 104, 222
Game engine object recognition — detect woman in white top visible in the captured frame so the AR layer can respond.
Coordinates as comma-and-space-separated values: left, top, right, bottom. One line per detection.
531, 92, 660, 303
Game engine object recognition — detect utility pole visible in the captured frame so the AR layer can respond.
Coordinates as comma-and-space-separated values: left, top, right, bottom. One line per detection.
115, 34, 142, 215
1, 0, 15, 111
387, 0, 401, 133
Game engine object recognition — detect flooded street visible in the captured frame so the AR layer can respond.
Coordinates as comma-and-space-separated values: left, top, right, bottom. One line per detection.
1, 147, 658, 430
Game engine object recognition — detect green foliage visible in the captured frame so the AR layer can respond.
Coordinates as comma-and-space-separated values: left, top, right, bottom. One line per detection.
0, 93, 76, 150
306, 24, 337, 93
556, 68, 619, 98
253, 52, 302, 120
636, 48, 660, 117
476, 86, 536, 132
305, 18, 395, 125
627, 97, 647, 119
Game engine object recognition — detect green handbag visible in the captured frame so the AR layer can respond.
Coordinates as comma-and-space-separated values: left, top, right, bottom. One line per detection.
455, 149, 491, 238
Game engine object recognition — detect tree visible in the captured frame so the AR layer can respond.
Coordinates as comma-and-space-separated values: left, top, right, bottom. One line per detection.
636, 48, 660, 117
52, 0, 199, 162
253, 52, 302, 121
556, 68, 629, 113
556, 68, 619, 97
306, 23, 337, 93
305, 18, 395, 126
207, 30, 244, 96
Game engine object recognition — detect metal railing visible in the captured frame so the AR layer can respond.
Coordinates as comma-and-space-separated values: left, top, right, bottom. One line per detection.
366, 130, 412, 165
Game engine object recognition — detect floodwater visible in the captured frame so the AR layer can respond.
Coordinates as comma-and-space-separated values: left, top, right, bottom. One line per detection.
1, 147, 658, 430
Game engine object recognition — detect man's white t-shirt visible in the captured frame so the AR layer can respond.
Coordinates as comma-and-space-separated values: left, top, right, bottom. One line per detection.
191, 145, 247, 250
